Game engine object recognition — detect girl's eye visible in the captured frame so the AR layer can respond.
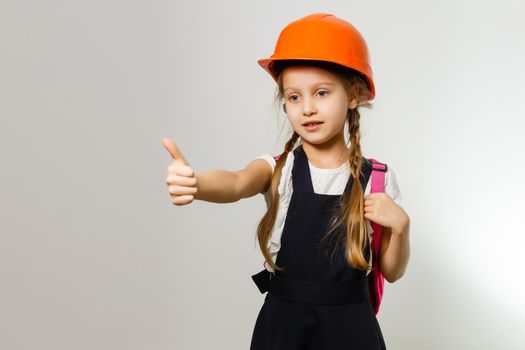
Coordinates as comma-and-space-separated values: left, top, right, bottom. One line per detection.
287, 90, 328, 102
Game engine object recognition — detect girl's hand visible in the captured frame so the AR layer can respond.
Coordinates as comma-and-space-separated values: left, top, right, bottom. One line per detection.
162, 137, 198, 206
364, 193, 409, 235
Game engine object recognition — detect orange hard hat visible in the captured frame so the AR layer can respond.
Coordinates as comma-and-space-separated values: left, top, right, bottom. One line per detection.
258, 13, 375, 100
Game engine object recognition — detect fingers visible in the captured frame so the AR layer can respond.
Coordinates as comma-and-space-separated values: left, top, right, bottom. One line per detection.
167, 163, 194, 177
167, 184, 198, 196
161, 137, 179, 158
165, 153, 198, 206
166, 177, 198, 206
161, 137, 189, 165
166, 174, 197, 186
171, 195, 195, 206
364, 193, 387, 204
365, 193, 387, 199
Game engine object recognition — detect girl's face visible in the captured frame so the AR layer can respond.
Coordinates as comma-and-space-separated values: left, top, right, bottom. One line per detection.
282, 66, 356, 151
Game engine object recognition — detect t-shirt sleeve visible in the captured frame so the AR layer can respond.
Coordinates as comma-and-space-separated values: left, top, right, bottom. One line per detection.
256, 153, 276, 174
385, 165, 403, 206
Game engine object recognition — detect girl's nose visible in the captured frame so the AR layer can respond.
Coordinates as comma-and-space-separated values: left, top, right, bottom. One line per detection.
302, 98, 317, 116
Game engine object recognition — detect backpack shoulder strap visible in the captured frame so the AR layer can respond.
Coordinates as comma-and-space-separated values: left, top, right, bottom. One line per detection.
366, 158, 388, 315
368, 158, 387, 193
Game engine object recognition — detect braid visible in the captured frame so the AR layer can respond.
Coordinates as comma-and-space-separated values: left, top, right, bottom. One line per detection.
256, 129, 300, 273
347, 108, 363, 178
284, 131, 300, 154
320, 106, 368, 266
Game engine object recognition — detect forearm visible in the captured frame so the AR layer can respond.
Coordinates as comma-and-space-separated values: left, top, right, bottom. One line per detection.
380, 219, 410, 283
194, 169, 241, 203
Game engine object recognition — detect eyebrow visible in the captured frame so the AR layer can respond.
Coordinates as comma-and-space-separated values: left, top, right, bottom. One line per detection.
284, 82, 336, 93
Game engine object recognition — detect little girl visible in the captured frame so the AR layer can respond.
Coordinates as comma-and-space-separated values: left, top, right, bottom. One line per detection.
163, 13, 410, 350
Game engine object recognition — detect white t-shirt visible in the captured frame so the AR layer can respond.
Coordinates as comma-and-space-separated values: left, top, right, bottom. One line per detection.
256, 149, 403, 275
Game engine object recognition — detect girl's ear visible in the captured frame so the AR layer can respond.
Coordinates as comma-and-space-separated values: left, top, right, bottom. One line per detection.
348, 98, 358, 110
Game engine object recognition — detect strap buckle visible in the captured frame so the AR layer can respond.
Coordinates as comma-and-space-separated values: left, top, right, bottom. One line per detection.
370, 161, 387, 172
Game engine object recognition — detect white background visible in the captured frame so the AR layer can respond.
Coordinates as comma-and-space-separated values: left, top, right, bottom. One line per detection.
1, 0, 524, 349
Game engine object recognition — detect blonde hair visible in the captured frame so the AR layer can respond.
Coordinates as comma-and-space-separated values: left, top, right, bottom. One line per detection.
256, 59, 374, 273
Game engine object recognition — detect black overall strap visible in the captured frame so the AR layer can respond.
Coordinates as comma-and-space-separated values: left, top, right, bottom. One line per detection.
293, 144, 372, 193
251, 144, 373, 303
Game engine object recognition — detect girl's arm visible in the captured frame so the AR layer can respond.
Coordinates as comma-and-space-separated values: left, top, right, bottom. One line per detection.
193, 169, 242, 203
379, 218, 410, 283
194, 158, 272, 203
235, 158, 273, 199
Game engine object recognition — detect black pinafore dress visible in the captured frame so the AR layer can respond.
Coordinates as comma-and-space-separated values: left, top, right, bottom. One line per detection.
250, 144, 387, 350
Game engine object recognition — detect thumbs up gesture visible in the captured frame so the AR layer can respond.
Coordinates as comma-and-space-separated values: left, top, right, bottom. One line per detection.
162, 137, 198, 205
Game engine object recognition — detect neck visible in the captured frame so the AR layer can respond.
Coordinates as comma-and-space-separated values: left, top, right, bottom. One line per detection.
300, 134, 349, 169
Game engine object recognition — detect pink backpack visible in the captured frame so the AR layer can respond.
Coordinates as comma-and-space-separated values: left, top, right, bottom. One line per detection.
267, 154, 387, 315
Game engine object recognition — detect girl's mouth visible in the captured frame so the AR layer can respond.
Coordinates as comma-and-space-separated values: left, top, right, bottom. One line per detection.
304, 122, 323, 131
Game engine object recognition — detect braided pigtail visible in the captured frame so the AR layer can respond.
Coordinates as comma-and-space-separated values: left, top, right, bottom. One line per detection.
256, 131, 300, 272
319, 72, 374, 272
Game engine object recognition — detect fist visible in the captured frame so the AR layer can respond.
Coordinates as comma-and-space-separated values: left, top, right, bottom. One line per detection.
364, 193, 409, 234
162, 137, 198, 206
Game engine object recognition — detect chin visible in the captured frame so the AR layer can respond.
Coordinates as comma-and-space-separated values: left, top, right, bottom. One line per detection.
300, 137, 329, 145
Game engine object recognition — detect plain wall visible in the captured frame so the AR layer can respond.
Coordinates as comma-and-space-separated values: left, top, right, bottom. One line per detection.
1, 0, 524, 349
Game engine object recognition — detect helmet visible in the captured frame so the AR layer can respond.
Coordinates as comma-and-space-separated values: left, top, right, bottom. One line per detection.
257, 13, 375, 100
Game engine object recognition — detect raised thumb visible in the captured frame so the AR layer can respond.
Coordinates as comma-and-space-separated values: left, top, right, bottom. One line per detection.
161, 137, 189, 165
